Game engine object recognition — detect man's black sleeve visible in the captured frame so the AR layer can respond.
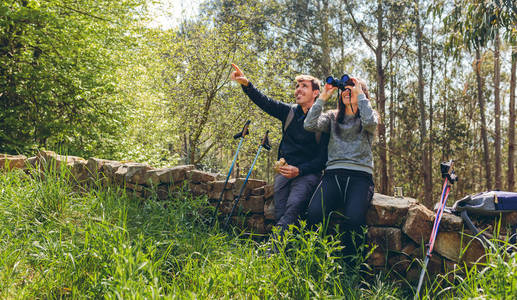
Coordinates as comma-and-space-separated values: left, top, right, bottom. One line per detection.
241, 82, 291, 121
297, 132, 329, 176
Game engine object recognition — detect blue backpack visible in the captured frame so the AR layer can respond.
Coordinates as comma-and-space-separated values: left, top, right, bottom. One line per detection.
452, 191, 517, 243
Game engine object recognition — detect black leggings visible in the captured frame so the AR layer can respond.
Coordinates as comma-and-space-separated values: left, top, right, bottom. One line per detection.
306, 169, 374, 232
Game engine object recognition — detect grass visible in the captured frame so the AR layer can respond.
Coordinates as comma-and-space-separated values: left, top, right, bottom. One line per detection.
421, 222, 517, 299
0, 164, 516, 299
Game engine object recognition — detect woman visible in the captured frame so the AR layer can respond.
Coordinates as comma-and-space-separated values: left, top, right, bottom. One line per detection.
303, 77, 378, 254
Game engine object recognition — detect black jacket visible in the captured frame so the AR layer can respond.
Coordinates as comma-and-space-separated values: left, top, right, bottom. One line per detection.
242, 82, 328, 176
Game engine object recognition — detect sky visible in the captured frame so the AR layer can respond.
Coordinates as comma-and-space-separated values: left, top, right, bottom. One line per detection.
148, 0, 201, 29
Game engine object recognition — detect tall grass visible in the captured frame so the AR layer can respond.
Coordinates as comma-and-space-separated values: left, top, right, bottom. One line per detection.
3, 164, 514, 299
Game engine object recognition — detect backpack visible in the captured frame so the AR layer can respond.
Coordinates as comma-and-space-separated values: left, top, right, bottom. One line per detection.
284, 105, 322, 144
452, 191, 517, 243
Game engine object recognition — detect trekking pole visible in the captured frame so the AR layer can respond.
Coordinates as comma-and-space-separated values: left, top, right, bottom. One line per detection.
211, 120, 251, 226
224, 130, 271, 228
414, 160, 458, 299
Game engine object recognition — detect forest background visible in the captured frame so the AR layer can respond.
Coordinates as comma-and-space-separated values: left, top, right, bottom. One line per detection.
1, 0, 515, 208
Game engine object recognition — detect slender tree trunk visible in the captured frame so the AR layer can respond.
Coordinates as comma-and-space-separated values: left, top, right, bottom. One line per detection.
339, 4, 345, 75
428, 27, 435, 197
319, 0, 331, 77
415, 2, 432, 206
442, 60, 448, 162
376, 0, 388, 195
508, 47, 516, 190
475, 48, 492, 190
183, 134, 190, 164
188, 134, 195, 166
494, 32, 502, 189
388, 21, 395, 196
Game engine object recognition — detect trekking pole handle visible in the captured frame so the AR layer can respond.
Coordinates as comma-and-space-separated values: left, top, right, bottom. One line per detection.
261, 130, 271, 150
440, 159, 458, 184
233, 120, 251, 139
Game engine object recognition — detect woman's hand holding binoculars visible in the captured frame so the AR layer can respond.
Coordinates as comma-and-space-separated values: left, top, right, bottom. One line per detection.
349, 78, 365, 99
320, 77, 365, 103
320, 84, 338, 101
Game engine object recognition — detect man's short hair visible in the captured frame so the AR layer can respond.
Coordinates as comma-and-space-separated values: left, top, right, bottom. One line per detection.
295, 75, 321, 91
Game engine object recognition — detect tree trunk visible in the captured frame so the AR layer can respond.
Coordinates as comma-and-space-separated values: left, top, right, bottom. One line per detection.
376, 0, 388, 195
388, 20, 395, 196
508, 47, 516, 191
475, 48, 492, 190
415, 1, 432, 207
442, 59, 449, 162
183, 134, 190, 164
428, 25, 435, 198
494, 32, 501, 189
319, 0, 331, 77
339, 4, 345, 75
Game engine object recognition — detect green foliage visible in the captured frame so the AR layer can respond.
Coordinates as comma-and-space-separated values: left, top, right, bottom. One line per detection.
0, 167, 407, 299
1, 0, 515, 200
441, 0, 516, 53
128, 13, 299, 176
3, 162, 517, 298
0, 0, 147, 157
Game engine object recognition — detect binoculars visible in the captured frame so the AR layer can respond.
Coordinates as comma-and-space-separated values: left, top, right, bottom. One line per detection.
325, 74, 354, 90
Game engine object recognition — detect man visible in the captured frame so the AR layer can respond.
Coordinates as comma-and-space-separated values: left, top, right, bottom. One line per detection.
230, 63, 329, 234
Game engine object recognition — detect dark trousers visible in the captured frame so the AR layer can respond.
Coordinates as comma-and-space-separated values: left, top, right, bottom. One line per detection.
274, 173, 320, 231
306, 169, 374, 254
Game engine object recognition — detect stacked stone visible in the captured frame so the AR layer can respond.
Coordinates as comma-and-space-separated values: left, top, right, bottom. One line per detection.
204, 173, 273, 234
84, 158, 194, 199
4, 150, 194, 200
23, 150, 88, 182
365, 193, 485, 282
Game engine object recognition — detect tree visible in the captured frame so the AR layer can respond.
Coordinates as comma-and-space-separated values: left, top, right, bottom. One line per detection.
509, 47, 516, 190
157, 15, 294, 174
475, 48, 493, 190
266, 0, 344, 78
493, 30, 502, 189
0, 0, 147, 157
441, 0, 516, 190
414, 0, 432, 206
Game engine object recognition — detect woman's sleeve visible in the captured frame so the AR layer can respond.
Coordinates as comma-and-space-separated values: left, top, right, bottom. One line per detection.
357, 94, 378, 133
304, 99, 331, 133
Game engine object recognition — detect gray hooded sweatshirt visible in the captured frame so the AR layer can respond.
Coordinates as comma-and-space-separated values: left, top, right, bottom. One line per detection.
304, 94, 378, 174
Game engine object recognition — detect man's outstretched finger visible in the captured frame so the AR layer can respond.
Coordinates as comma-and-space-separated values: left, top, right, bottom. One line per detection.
231, 63, 243, 75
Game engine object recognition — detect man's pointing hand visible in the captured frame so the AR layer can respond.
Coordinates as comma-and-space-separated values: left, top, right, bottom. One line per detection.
230, 63, 249, 86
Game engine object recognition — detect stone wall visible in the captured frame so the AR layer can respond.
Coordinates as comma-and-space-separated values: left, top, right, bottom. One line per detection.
2, 151, 509, 281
